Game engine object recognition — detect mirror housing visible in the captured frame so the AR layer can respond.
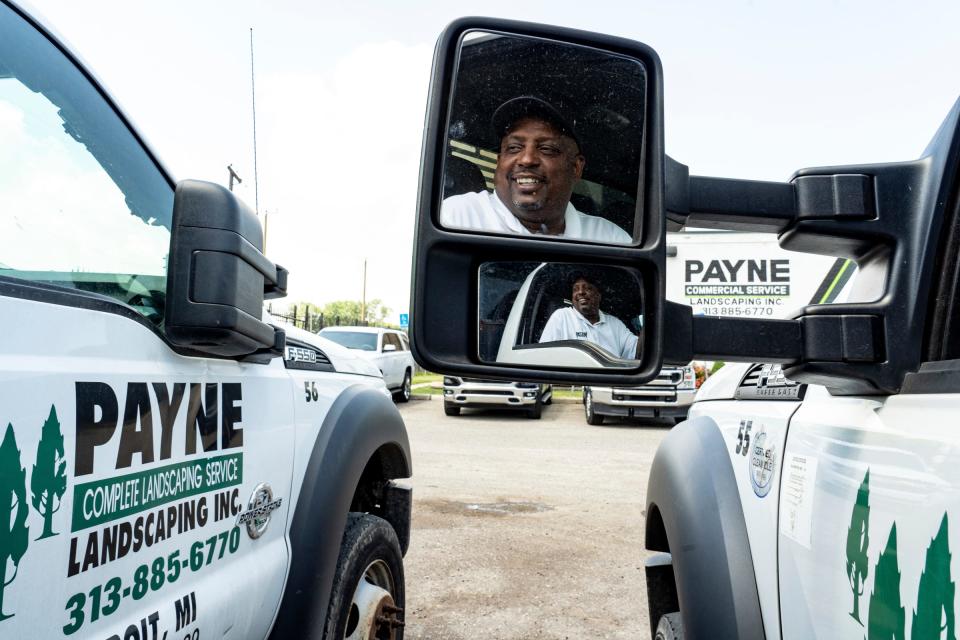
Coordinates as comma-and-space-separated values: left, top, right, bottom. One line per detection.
411, 18, 667, 387
383, 344, 398, 352
165, 180, 287, 361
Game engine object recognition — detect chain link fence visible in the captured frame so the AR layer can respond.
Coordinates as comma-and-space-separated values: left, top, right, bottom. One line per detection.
266, 305, 396, 334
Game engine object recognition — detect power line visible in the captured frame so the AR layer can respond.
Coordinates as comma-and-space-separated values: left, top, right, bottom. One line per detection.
249, 27, 260, 216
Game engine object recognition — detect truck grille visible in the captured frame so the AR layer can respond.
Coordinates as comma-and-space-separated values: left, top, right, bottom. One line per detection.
613, 390, 677, 403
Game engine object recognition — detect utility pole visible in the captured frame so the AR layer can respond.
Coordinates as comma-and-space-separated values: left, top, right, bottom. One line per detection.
227, 164, 242, 191
361, 259, 367, 325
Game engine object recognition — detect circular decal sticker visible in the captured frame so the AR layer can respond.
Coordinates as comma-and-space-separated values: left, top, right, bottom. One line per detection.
749, 428, 777, 498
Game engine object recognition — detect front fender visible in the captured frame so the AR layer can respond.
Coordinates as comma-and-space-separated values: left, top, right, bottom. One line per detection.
269, 385, 412, 639
645, 416, 764, 640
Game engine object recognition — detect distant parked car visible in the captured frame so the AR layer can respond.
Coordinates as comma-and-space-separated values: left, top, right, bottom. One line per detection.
319, 326, 415, 401
442, 376, 552, 419
583, 362, 699, 425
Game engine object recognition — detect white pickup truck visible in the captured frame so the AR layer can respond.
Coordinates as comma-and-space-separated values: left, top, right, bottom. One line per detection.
582, 364, 697, 425
0, 3, 411, 639
409, 17, 960, 640
583, 232, 856, 425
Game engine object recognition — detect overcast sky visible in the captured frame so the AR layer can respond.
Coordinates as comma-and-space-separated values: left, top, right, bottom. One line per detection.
27, 0, 960, 322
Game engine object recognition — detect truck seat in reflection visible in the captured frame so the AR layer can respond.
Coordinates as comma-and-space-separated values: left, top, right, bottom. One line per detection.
443, 153, 488, 199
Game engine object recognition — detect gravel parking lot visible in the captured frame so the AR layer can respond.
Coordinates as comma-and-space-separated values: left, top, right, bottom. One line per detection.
398, 398, 670, 639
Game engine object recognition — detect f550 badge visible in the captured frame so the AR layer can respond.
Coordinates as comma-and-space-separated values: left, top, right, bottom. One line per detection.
237, 483, 282, 539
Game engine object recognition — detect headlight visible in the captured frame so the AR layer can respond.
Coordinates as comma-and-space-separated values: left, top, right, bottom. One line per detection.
443, 377, 460, 386
678, 367, 697, 390
516, 382, 539, 388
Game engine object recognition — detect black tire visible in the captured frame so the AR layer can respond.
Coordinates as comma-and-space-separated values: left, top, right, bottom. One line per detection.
655, 612, 683, 640
584, 389, 603, 425
394, 370, 412, 403
526, 399, 542, 419
323, 513, 405, 640
444, 404, 460, 416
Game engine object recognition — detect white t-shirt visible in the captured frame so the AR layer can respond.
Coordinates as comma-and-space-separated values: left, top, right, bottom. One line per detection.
539, 306, 639, 359
440, 190, 632, 243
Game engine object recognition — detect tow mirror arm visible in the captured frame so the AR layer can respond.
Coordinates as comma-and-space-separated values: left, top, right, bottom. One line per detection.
662, 157, 890, 394
664, 155, 877, 233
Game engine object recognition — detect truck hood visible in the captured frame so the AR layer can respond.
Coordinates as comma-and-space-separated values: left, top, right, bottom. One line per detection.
694, 362, 751, 401
274, 322, 383, 379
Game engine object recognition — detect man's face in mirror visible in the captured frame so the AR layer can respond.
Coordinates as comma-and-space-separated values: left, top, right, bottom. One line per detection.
571, 277, 601, 323
494, 117, 585, 234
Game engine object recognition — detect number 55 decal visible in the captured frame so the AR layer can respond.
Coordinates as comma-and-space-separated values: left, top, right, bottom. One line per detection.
304, 381, 318, 402
736, 419, 752, 456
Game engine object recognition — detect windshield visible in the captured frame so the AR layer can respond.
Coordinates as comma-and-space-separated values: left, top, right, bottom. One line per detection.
321, 331, 378, 351
0, 3, 174, 323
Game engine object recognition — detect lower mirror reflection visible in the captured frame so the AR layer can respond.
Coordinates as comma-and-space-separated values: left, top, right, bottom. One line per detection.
479, 262, 644, 368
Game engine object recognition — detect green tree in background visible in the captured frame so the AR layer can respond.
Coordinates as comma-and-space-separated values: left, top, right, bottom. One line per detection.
846, 469, 871, 624
30, 406, 66, 540
911, 513, 956, 640
320, 299, 390, 325
0, 424, 28, 621
869, 523, 905, 640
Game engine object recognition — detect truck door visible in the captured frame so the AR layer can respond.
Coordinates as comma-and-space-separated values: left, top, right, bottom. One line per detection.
778, 382, 960, 638
0, 5, 294, 639
777, 172, 960, 638
382, 332, 403, 388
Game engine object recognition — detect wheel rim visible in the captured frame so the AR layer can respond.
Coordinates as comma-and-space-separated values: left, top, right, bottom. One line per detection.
402, 374, 411, 400
344, 559, 402, 640
585, 390, 593, 418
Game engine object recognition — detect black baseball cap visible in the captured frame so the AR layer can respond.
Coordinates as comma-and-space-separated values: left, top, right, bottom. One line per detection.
567, 269, 600, 291
492, 96, 581, 150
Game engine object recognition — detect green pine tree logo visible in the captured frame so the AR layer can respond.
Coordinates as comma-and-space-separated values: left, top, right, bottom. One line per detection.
847, 469, 871, 625
911, 513, 956, 640
869, 523, 906, 640
0, 424, 29, 621
30, 406, 66, 540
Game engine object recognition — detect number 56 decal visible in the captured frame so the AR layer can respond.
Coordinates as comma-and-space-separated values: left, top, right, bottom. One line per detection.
735, 419, 752, 456
304, 381, 318, 402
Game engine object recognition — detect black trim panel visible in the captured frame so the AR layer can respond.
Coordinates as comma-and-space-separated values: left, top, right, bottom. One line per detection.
645, 416, 765, 639
269, 385, 412, 639
901, 359, 960, 394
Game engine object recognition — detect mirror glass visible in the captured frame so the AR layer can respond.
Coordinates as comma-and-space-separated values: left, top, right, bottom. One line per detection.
440, 32, 647, 245
479, 262, 645, 368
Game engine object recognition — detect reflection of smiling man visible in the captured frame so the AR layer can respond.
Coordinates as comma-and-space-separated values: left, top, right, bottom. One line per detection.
539, 274, 639, 359
441, 97, 631, 243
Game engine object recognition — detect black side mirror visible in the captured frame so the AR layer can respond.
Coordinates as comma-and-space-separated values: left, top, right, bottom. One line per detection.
410, 18, 667, 387
165, 180, 287, 360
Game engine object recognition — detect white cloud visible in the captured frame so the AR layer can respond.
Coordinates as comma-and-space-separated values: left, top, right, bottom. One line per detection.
0, 85, 168, 275
0, 100, 25, 142
256, 40, 432, 320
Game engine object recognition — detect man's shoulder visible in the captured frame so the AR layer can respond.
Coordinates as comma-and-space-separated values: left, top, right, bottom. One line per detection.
440, 190, 508, 230
600, 311, 629, 329
441, 190, 491, 214
568, 209, 632, 243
